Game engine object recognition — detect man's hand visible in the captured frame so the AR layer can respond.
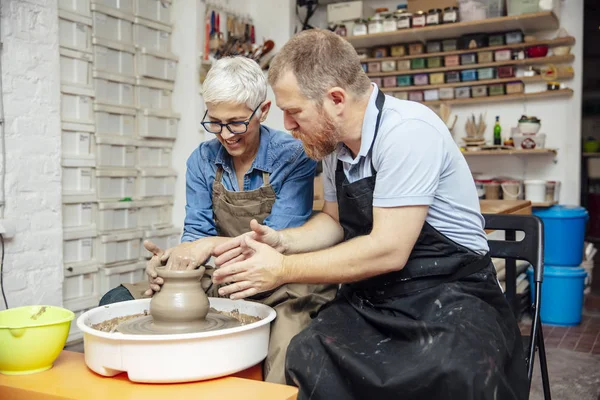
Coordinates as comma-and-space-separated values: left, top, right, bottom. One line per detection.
212, 235, 286, 300
143, 240, 167, 296
162, 238, 214, 270
214, 219, 286, 267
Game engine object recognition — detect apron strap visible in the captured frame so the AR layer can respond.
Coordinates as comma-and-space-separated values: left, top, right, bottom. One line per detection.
369, 89, 386, 175
215, 165, 225, 183
262, 171, 270, 186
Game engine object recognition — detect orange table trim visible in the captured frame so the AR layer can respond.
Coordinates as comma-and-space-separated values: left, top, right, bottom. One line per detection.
0, 351, 298, 400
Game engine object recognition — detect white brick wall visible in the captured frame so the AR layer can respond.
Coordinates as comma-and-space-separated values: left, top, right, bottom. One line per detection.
0, 0, 63, 309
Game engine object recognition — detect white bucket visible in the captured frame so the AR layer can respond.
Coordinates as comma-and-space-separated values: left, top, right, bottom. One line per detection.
524, 180, 546, 203
501, 180, 522, 200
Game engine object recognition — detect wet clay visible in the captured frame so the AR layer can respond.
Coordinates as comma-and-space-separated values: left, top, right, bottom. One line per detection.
94, 266, 260, 335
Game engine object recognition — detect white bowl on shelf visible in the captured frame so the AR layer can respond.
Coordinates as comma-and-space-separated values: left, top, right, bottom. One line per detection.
517, 121, 541, 134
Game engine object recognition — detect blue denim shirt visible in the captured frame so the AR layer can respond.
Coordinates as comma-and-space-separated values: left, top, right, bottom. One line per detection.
181, 125, 317, 242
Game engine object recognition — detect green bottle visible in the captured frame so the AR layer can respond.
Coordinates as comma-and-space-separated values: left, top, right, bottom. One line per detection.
493, 116, 502, 146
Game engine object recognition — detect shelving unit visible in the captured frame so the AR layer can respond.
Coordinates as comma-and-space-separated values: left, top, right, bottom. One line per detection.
381, 72, 574, 93
346, 12, 560, 48
361, 36, 575, 63
461, 149, 558, 156
423, 88, 573, 106
367, 55, 574, 78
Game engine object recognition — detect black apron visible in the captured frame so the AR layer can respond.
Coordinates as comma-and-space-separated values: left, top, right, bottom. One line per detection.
285, 90, 529, 400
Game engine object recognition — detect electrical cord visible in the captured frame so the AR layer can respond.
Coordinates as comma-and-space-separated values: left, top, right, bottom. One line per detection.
0, 234, 6, 309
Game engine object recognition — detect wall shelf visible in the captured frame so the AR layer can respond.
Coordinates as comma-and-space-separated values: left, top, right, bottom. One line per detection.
346, 12, 560, 48
381, 72, 574, 93
368, 54, 574, 78
461, 148, 557, 156
361, 37, 575, 64
583, 153, 600, 158
421, 88, 572, 106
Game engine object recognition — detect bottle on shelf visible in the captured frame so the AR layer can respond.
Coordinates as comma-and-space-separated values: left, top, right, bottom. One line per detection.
493, 116, 502, 146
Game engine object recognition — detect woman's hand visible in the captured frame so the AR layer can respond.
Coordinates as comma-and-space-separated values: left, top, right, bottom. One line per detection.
213, 219, 286, 267
162, 238, 216, 270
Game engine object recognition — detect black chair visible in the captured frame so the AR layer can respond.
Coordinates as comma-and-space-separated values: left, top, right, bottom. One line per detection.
483, 213, 551, 399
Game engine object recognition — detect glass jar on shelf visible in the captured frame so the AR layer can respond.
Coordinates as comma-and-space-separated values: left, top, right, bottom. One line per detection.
353, 19, 368, 36
383, 13, 398, 32
443, 6, 459, 23
412, 10, 426, 28
368, 8, 387, 34
426, 8, 442, 25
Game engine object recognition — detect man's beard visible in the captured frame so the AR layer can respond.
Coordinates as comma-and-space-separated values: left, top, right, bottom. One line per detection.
291, 111, 340, 161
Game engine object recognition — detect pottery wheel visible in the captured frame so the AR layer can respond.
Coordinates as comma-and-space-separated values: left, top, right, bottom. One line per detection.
116, 312, 243, 335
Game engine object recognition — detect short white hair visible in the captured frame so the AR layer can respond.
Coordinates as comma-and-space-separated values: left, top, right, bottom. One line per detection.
201, 56, 267, 113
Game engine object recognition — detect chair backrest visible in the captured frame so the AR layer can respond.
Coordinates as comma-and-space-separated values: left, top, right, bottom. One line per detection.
482, 214, 544, 283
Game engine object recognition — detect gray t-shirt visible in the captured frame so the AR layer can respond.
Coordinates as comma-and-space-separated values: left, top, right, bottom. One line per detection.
323, 84, 489, 255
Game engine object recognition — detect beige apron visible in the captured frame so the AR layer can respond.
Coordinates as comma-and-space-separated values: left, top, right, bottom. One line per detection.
124, 166, 338, 384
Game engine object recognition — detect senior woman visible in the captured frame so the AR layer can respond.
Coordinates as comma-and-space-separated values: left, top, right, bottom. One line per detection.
98, 56, 337, 384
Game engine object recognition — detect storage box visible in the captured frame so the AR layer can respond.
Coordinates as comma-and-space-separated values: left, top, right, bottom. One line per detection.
137, 199, 173, 229
63, 194, 98, 230
497, 65, 516, 78
96, 167, 138, 200
137, 109, 180, 140
426, 41, 442, 53
135, 77, 173, 111
477, 51, 494, 64
507, 0, 540, 15
59, 0, 92, 17
383, 76, 397, 88
442, 39, 458, 52
62, 162, 96, 197
63, 261, 99, 301
93, 37, 136, 77
477, 67, 495, 80
64, 227, 98, 264
98, 261, 147, 295
390, 45, 407, 57
505, 30, 524, 44
136, 139, 173, 168
61, 84, 95, 125
92, 3, 135, 45
489, 33, 505, 46
460, 53, 477, 65
381, 61, 397, 72
439, 87, 455, 100
393, 92, 409, 100
59, 10, 93, 53
409, 43, 425, 56
495, 49, 512, 61
97, 201, 141, 232
60, 48, 93, 88
472, 85, 488, 97
327, 1, 372, 23
93, 0, 134, 14
98, 230, 143, 265
424, 89, 439, 101
413, 73, 429, 86
429, 72, 445, 85
95, 103, 137, 138
446, 71, 461, 83
95, 135, 137, 168
411, 58, 426, 69
458, 34, 488, 50
458, 0, 505, 21
135, 48, 178, 81
134, 17, 171, 53
372, 47, 388, 58
408, 91, 424, 102
367, 62, 381, 73
371, 77, 382, 87
444, 55, 460, 67
489, 83, 505, 96
427, 57, 443, 68
134, 0, 171, 24
62, 122, 95, 160
397, 60, 411, 71
137, 168, 176, 198
506, 81, 524, 94
461, 69, 478, 82
142, 227, 181, 258
397, 75, 412, 86
455, 87, 471, 99
93, 70, 136, 108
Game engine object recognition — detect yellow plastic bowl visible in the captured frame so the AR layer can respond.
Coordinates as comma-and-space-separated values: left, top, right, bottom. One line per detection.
0, 305, 74, 375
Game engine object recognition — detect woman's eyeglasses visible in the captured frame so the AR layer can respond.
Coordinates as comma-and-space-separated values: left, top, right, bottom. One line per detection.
201, 104, 261, 135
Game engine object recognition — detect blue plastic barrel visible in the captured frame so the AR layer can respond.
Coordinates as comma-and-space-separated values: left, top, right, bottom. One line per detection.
533, 205, 589, 266
527, 266, 587, 326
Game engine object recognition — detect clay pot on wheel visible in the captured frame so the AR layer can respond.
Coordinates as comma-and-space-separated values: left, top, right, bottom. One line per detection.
149, 266, 209, 332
